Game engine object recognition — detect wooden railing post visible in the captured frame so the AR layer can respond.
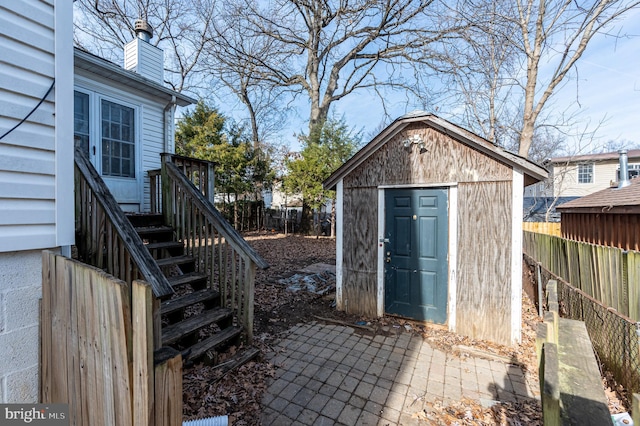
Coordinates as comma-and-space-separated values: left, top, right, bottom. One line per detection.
207, 161, 215, 205
154, 348, 182, 426
245, 261, 256, 343
161, 160, 268, 345
161, 153, 173, 229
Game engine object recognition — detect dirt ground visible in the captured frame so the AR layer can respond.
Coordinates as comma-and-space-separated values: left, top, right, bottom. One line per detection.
181, 233, 624, 425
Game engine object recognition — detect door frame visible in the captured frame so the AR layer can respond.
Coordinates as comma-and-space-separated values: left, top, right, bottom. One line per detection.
377, 184, 458, 331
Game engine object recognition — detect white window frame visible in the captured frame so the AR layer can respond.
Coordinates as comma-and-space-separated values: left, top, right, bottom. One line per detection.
100, 98, 136, 178
577, 163, 593, 184
73, 87, 141, 180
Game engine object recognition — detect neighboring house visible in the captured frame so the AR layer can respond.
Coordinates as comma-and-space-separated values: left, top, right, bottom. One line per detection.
0, 0, 74, 402
557, 172, 640, 251
324, 112, 547, 346
527, 149, 640, 199
0, 3, 193, 402
523, 149, 640, 222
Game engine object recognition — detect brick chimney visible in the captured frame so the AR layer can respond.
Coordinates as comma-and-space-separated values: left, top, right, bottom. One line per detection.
124, 19, 164, 84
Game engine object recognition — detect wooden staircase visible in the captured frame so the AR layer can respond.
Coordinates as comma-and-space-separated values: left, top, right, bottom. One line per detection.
127, 212, 247, 364
75, 147, 267, 372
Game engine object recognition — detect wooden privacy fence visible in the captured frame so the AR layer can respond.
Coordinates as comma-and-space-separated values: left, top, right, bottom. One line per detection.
522, 221, 562, 237
523, 231, 640, 320
40, 252, 182, 426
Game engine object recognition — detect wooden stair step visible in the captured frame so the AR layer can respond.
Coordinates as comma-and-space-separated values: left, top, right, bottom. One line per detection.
162, 307, 233, 345
167, 272, 208, 288
161, 289, 219, 316
156, 255, 195, 268
145, 241, 184, 251
126, 213, 164, 227
183, 326, 243, 361
134, 225, 174, 237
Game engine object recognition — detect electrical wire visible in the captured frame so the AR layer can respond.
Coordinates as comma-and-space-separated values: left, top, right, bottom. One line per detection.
0, 79, 56, 141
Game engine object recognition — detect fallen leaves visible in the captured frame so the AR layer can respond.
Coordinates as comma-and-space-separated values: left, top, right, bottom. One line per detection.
420, 397, 542, 425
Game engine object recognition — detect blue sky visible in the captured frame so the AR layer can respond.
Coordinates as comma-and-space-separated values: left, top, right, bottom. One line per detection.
270, 9, 640, 154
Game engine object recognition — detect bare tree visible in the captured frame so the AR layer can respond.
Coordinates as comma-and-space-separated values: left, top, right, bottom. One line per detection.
440, 0, 640, 159
217, 0, 461, 134
206, 10, 292, 149
73, 0, 216, 93
438, 1, 521, 146
515, 0, 640, 157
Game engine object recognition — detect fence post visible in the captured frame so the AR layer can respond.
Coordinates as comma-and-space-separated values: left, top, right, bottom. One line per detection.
632, 394, 640, 425
154, 347, 183, 426
537, 263, 543, 317
541, 342, 560, 426
133, 280, 154, 426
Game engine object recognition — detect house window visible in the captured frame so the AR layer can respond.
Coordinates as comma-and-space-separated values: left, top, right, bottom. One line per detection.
577, 163, 593, 184
74, 91, 90, 153
101, 99, 135, 178
617, 164, 640, 180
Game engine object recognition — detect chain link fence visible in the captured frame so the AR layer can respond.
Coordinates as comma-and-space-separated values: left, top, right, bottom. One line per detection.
533, 258, 640, 397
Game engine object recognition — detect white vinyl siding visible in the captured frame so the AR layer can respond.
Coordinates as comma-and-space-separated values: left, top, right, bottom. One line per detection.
0, 0, 73, 252
0, 0, 73, 404
552, 160, 638, 198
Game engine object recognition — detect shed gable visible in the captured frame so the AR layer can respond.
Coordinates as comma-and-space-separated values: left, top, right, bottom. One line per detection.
344, 124, 512, 188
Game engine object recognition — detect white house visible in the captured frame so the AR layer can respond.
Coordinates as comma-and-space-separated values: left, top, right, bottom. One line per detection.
0, 1, 193, 402
0, 0, 74, 402
526, 149, 640, 199
74, 45, 194, 211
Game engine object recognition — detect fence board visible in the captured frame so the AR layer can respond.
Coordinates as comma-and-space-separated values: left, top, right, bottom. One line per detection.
40, 253, 175, 426
133, 280, 154, 426
523, 231, 639, 320
627, 252, 640, 321
522, 221, 561, 237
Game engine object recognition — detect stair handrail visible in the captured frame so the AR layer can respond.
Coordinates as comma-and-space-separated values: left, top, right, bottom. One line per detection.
162, 157, 268, 341
74, 146, 174, 298
162, 160, 268, 269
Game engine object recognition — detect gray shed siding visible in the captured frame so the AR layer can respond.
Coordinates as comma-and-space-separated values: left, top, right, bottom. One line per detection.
341, 124, 516, 345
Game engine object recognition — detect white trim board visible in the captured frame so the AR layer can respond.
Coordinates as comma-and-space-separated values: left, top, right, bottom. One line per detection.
511, 169, 524, 344
335, 180, 344, 311
447, 185, 458, 333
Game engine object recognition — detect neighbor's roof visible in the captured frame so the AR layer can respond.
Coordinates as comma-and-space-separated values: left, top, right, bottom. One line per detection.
74, 48, 196, 107
556, 177, 640, 213
323, 111, 548, 189
548, 149, 640, 164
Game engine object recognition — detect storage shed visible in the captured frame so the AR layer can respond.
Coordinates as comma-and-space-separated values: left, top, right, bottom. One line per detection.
323, 112, 548, 345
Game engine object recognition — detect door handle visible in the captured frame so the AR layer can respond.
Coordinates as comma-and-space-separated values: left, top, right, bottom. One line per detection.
92, 146, 96, 155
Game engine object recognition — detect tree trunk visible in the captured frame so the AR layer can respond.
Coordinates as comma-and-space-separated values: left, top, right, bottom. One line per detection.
300, 202, 313, 235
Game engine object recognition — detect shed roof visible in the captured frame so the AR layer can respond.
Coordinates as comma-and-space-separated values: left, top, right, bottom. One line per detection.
323, 112, 548, 189
74, 48, 196, 107
556, 177, 640, 214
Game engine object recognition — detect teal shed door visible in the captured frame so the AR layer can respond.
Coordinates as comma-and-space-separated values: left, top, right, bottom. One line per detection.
384, 188, 448, 323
